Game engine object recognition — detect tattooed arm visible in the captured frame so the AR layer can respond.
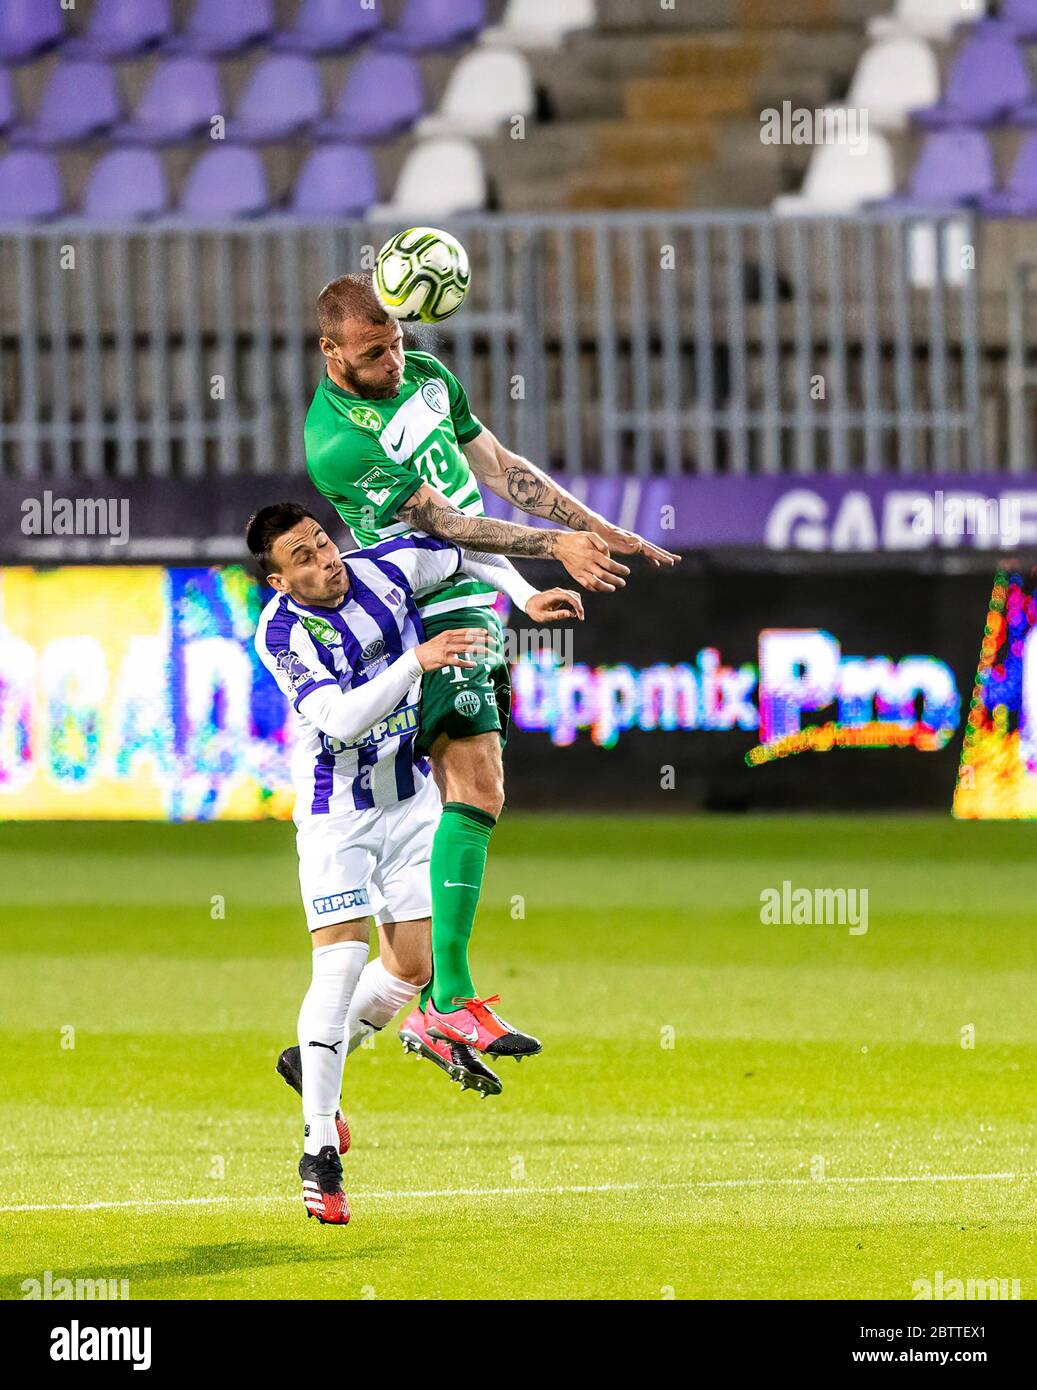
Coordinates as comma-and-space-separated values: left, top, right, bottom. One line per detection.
462, 428, 680, 567
395, 482, 629, 592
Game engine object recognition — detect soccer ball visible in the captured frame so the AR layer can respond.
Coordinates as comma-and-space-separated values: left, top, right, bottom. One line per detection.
373, 227, 471, 324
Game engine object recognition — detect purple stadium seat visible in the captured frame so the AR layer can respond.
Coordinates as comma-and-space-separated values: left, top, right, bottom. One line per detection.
316, 50, 424, 141
272, 0, 382, 53
880, 130, 996, 207
0, 150, 63, 219
165, 0, 273, 56
381, 0, 486, 52
112, 58, 222, 145
64, 0, 172, 60
912, 36, 1031, 127
0, 68, 14, 133
10, 61, 121, 147
226, 54, 322, 141
975, 0, 1037, 41
979, 134, 1037, 214
291, 143, 378, 216
0, 0, 64, 65
178, 146, 270, 219
82, 149, 169, 220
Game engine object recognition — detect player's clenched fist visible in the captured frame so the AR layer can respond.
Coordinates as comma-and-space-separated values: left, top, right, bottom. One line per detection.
525, 588, 584, 623
552, 531, 630, 592
415, 627, 494, 672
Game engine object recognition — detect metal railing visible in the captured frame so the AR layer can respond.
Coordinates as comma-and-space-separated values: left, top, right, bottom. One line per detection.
0, 209, 999, 480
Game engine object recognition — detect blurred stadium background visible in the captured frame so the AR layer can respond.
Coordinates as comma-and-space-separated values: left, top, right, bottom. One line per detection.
2, 0, 1036, 1303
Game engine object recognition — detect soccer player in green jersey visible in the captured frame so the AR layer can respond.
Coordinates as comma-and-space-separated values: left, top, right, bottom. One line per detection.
305, 273, 679, 1056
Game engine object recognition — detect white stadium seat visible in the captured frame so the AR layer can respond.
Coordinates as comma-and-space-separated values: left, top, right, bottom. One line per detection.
772, 132, 895, 215
868, 0, 989, 43
418, 48, 535, 138
481, 0, 596, 49
847, 36, 940, 131
368, 138, 487, 219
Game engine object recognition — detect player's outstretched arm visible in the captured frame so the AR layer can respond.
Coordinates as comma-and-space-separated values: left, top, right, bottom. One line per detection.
457, 550, 584, 622
395, 482, 630, 593
297, 630, 493, 745
461, 427, 681, 568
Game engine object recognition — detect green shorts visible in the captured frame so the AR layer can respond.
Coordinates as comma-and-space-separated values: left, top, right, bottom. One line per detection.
415, 605, 511, 755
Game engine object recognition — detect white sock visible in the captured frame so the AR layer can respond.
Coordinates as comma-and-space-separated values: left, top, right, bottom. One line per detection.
298, 940, 368, 1155
345, 957, 424, 1055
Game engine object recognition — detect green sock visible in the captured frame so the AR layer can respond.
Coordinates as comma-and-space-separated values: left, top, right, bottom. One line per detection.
420, 801, 496, 1013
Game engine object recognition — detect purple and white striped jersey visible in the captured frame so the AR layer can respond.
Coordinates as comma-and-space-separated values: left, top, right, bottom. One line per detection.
255, 535, 464, 818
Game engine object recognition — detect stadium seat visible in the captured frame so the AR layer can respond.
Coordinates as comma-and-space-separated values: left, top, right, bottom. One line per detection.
82, 149, 169, 220
291, 144, 378, 217
912, 35, 1030, 127
10, 61, 121, 147
382, 0, 487, 53
978, 133, 1037, 214
481, 0, 595, 49
178, 146, 270, 219
112, 58, 223, 145
64, 0, 172, 60
974, 0, 1037, 40
0, 0, 64, 65
772, 133, 895, 215
879, 129, 995, 208
272, 0, 382, 54
225, 55, 322, 141
369, 137, 487, 218
165, 0, 274, 56
869, 0, 989, 42
0, 150, 63, 219
0, 68, 14, 134
418, 48, 534, 137
845, 36, 939, 132
483, 0, 594, 47
315, 50, 424, 142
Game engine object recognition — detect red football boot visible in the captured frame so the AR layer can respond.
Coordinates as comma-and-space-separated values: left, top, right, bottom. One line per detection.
424, 995, 542, 1059
399, 1006, 502, 1097
299, 1145, 350, 1226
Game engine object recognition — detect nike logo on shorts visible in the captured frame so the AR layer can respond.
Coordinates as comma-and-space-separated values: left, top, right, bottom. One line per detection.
443, 881, 479, 889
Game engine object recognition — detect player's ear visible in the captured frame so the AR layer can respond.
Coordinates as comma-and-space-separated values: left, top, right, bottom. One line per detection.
267, 571, 288, 593
319, 336, 339, 363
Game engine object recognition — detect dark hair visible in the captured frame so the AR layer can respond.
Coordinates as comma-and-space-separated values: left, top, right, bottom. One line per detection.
318, 271, 389, 340
245, 501, 316, 574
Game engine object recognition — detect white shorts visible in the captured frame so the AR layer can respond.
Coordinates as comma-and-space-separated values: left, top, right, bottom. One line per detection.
296, 773, 441, 933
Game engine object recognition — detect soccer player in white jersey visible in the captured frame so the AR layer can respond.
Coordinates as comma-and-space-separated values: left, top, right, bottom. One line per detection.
247, 502, 581, 1224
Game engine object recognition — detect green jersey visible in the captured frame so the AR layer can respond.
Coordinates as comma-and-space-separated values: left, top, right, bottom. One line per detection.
305, 351, 494, 619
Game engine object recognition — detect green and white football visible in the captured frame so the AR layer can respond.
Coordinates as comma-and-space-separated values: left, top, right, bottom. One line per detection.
373, 226, 471, 324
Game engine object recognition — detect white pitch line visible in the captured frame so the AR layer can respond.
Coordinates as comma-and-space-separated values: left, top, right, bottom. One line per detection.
1, 1170, 1033, 1215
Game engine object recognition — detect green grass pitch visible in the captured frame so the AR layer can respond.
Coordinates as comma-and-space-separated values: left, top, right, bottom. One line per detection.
1, 814, 1034, 1301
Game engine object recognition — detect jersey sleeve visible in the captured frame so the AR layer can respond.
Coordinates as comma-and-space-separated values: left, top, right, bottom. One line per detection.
306, 422, 423, 529
437, 359, 483, 445
255, 612, 338, 713
372, 535, 463, 594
